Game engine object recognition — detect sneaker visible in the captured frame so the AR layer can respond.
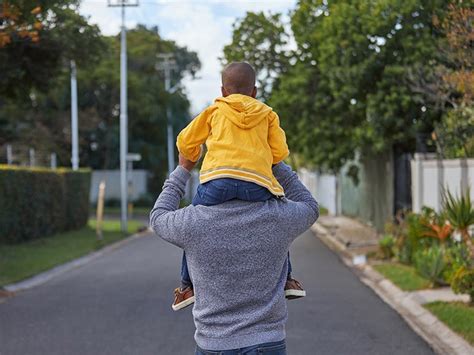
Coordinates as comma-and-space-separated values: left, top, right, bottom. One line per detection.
285, 278, 306, 300
172, 286, 195, 311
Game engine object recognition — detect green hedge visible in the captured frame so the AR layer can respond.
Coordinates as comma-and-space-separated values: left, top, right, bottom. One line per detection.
0, 165, 91, 243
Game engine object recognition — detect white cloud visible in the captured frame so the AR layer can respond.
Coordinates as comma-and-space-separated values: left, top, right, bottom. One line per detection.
79, 0, 296, 114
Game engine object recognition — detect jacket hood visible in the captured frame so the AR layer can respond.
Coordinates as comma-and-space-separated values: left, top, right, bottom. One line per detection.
214, 94, 273, 129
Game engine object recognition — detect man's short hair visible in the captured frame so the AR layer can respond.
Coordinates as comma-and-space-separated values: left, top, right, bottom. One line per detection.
221, 62, 256, 95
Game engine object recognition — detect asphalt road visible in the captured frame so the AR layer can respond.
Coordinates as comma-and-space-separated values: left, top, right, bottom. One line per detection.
0, 230, 434, 355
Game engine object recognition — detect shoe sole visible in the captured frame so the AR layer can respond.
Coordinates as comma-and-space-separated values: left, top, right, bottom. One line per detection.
172, 295, 195, 311
285, 289, 306, 300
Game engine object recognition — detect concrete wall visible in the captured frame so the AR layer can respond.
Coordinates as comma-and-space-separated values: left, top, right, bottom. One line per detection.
411, 155, 474, 213
90, 170, 149, 203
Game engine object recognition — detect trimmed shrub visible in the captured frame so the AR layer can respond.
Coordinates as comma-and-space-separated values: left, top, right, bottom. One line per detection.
451, 267, 474, 304
379, 235, 395, 259
0, 165, 91, 243
443, 243, 471, 283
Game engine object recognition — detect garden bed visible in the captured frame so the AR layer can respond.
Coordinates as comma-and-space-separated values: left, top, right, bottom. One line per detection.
425, 301, 474, 346
0, 219, 145, 287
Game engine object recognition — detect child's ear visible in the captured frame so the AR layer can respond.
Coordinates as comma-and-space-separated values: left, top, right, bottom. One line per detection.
251, 86, 257, 98
221, 86, 228, 97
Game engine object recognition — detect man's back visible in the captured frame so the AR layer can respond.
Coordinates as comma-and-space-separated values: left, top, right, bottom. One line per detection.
150, 163, 318, 351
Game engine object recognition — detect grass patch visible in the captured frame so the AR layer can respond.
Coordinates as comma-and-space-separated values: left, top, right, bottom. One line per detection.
0, 219, 145, 287
373, 263, 431, 291
425, 302, 474, 345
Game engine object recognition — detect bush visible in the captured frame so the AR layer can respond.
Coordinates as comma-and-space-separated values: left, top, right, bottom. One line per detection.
442, 187, 474, 249
451, 267, 474, 304
379, 235, 395, 259
104, 198, 121, 208
0, 165, 91, 243
443, 243, 471, 283
319, 206, 329, 216
397, 212, 425, 264
396, 209, 445, 264
134, 193, 154, 208
415, 246, 447, 287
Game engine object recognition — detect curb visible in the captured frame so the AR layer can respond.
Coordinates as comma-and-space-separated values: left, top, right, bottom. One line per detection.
3, 228, 152, 294
311, 223, 474, 355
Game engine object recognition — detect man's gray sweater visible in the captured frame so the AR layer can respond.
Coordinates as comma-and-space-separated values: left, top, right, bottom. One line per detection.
150, 162, 319, 351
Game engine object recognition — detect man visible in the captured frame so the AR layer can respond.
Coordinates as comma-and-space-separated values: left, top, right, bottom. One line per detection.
150, 155, 319, 354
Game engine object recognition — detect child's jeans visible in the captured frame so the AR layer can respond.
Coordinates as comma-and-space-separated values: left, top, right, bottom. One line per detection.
181, 178, 293, 289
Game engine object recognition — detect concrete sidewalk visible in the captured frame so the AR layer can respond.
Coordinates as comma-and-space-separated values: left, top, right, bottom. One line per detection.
317, 215, 380, 253
312, 217, 473, 355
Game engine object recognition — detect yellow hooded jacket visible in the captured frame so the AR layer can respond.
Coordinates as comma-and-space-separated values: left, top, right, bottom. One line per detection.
177, 94, 289, 196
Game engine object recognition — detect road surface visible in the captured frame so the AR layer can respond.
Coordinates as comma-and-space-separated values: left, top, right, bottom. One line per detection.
0, 230, 433, 354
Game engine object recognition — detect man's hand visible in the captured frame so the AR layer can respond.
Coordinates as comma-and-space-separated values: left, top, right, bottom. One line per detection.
179, 154, 197, 172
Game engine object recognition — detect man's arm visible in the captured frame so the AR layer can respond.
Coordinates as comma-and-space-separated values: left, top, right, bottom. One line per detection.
273, 162, 319, 234
268, 112, 289, 164
149, 165, 192, 248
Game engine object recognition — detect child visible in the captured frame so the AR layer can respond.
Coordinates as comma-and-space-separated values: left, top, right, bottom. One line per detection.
172, 62, 305, 311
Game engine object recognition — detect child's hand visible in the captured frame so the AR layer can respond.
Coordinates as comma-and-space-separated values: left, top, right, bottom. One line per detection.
179, 154, 197, 172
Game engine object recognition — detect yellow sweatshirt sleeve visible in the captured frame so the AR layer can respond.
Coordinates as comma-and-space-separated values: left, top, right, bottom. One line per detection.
176, 107, 213, 162
268, 112, 289, 164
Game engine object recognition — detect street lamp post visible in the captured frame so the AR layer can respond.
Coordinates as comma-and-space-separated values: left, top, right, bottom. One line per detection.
108, 0, 139, 233
70, 60, 79, 171
156, 53, 177, 176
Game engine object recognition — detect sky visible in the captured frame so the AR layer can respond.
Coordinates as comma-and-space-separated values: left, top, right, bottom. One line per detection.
79, 0, 297, 114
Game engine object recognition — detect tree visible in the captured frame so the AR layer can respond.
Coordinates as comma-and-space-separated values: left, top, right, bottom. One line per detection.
225, 1, 452, 171
0, 0, 103, 99
428, 3, 473, 158
222, 11, 290, 101
0, 24, 201, 194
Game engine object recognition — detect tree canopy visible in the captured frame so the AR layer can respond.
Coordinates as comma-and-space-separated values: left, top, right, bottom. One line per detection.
223, 0, 469, 171
221, 11, 290, 101
0, 1, 200, 192
0, 0, 104, 98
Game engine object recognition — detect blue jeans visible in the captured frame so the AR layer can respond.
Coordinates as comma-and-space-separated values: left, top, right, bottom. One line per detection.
195, 340, 286, 355
181, 179, 292, 288
191, 178, 274, 206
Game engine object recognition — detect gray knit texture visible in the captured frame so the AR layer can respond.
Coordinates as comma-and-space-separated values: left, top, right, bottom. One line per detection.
150, 162, 319, 351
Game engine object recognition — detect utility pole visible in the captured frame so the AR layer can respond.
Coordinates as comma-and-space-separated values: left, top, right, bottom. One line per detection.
156, 53, 177, 176
108, 0, 139, 233
70, 60, 79, 171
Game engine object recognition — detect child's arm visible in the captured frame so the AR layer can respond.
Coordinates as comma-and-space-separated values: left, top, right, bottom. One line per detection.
268, 112, 290, 164
176, 106, 215, 162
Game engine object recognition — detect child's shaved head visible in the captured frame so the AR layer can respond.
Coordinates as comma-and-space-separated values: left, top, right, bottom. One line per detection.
221, 62, 256, 96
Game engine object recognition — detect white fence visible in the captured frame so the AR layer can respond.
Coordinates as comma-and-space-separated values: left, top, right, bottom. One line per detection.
184, 171, 200, 202
298, 168, 337, 215
90, 170, 148, 203
181, 168, 338, 212
411, 154, 474, 213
